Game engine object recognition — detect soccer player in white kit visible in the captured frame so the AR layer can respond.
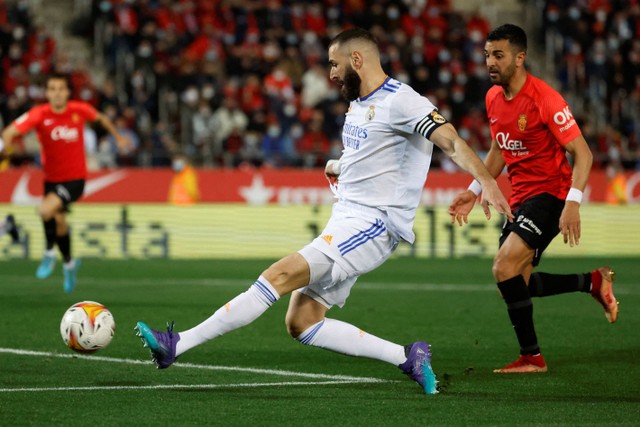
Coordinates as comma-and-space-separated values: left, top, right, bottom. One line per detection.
135, 28, 512, 394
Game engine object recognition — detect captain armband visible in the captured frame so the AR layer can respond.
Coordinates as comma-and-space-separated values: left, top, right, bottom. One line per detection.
415, 109, 448, 139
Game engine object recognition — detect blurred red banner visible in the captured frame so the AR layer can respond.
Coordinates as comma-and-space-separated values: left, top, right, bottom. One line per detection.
1, 167, 637, 204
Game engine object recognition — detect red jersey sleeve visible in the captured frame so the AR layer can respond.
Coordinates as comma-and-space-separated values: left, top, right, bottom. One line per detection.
13, 105, 44, 135
537, 84, 582, 146
68, 100, 99, 122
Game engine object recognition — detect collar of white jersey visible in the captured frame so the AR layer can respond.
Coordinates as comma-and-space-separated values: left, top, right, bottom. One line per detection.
357, 76, 398, 102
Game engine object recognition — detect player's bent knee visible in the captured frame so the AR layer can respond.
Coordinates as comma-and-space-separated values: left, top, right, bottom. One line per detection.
262, 254, 310, 296
285, 316, 306, 339
491, 261, 502, 281
38, 206, 54, 220
285, 322, 302, 339
492, 257, 518, 282
285, 311, 323, 339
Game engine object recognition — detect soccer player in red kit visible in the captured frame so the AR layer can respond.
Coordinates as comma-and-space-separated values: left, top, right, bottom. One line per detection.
449, 24, 618, 373
1, 73, 128, 293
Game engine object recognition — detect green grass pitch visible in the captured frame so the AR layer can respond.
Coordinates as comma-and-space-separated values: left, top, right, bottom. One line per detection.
1, 257, 638, 426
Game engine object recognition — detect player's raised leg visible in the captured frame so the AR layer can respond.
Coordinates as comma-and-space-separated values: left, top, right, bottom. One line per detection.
135, 274, 281, 369
528, 267, 618, 323
134, 254, 306, 368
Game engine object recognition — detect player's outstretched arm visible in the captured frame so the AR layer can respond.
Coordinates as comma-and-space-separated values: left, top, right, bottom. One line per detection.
0, 124, 22, 159
431, 124, 513, 222
449, 139, 507, 225
559, 135, 593, 247
95, 112, 132, 153
1, 125, 21, 152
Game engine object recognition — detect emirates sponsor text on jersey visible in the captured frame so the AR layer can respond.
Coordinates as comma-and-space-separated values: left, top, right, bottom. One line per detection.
342, 121, 368, 150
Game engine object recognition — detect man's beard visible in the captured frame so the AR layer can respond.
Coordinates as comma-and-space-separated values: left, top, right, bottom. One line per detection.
341, 66, 361, 101
489, 60, 516, 86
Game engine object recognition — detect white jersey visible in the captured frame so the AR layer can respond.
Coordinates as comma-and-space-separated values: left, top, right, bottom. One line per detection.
336, 77, 443, 243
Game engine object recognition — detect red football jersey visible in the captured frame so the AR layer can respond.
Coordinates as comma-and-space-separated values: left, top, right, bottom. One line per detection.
486, 74, 582, 208
13, 101, 98, 182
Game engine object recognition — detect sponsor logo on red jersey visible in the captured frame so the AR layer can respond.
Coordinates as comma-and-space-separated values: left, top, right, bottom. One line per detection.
51, 126, 80, 142
553, 106, 576, 132
496, 132, 527, 152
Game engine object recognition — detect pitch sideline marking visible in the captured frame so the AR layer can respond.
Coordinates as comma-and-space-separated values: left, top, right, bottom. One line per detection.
2, 275, 638, 294
0, 347, 392, 394
0, 380, 384, 393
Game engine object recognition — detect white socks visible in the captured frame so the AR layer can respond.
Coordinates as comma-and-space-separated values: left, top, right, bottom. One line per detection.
175, 276, 406, 368
176, 276, 280, 356
296, 318, 406, 366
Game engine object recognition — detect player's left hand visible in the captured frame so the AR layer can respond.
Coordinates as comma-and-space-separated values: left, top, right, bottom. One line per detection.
559, 201, 581, 247
448, 190, 476, 226
115, 135, 133, 154
481, 181, 514, 222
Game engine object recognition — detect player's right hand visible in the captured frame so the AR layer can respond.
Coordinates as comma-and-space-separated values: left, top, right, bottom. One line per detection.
324, 159, 340, 186
448, 190, 477, 226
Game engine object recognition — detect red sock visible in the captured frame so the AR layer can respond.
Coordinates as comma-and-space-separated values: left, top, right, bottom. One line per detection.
590, 269, 602, 295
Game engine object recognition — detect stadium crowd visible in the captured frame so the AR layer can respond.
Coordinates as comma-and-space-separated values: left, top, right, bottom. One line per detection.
541, 0, 640, 170
0, 0, 638, 171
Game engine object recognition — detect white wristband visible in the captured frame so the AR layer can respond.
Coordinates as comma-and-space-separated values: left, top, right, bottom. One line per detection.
467, 179, 482, 196
327, 159, 341, 175
0, 137, 4, 152
565, 188, 583, 204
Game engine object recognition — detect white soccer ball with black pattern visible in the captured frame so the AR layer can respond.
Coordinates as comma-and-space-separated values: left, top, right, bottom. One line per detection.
60, 301, 116, 354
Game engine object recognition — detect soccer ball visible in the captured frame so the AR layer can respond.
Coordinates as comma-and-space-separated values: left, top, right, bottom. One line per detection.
60, 301, 115, 354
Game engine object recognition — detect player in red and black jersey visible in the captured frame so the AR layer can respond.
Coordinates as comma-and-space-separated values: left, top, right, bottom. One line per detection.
1, 73, 128, 292
449, 24, 618, 373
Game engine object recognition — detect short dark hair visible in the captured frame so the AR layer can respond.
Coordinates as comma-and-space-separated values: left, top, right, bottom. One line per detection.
487, 24, 527, 53
329, 27, 378, 49
46, 72, 71, 88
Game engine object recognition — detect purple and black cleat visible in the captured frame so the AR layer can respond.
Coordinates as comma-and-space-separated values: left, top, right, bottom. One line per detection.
399, 341, 438, 394
134, 321, 180, 369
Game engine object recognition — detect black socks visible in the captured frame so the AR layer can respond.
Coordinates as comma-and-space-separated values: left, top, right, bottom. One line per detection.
56, 233, 71, 263
43, 218, 56, 250
497, 275, 540, 356
529, 272, 591, 297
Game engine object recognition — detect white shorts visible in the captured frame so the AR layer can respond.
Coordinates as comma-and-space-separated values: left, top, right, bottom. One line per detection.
297, 200, 399, 308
